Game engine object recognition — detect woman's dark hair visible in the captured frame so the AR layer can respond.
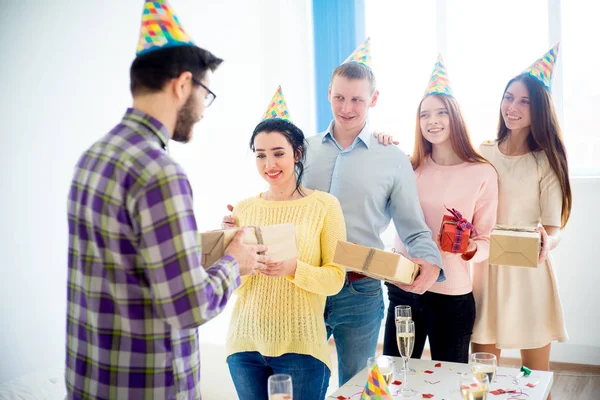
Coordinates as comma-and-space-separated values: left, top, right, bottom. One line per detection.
250, 119, 307, 197
497, 73, 572, 227
130, 45, 223, 96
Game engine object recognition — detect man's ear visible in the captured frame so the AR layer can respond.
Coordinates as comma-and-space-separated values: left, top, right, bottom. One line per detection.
171, 71, 193, 102
369, 89, 380, 107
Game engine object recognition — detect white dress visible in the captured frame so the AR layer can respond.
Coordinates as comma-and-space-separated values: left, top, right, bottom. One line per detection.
472, 141, 568, 349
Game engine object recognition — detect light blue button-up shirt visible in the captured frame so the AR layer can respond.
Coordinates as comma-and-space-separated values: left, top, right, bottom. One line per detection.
303, 121, 444, 280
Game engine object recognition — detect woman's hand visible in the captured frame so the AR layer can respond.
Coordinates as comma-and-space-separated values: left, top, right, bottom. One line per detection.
260, 258, 298, 277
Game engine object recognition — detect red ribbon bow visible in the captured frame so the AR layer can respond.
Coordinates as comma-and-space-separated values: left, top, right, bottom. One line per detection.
445, 206, 477, 235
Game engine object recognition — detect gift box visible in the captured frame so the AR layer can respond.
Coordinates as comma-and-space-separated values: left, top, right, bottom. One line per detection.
489, 225, 541, 268
200, 223, 298, 269
333, 241, 419, 285
439, 207, 476, 254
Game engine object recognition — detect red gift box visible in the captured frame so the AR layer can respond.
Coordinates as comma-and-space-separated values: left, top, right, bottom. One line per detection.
439, 207, 476, 254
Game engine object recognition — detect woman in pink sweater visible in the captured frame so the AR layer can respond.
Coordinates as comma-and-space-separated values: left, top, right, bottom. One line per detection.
382, 57, 498, 363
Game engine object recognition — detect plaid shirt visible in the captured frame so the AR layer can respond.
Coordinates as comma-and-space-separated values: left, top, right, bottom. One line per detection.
66, 108, 240, 399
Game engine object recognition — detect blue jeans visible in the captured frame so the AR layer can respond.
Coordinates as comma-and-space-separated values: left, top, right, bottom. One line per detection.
227, 352, 330, 400
325, 277, 385, 386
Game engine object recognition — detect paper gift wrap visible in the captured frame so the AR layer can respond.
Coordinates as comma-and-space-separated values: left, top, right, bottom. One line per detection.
200, 224, 298, 268
439, 214, 471, 253
333, 241, 419, 285
489, 225, 541, 268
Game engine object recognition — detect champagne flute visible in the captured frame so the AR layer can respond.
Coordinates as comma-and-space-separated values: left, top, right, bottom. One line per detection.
367, 355, 395, 386
268, 374, 293, 400
394, 305, 415, 374
459, 372, 489, 400
470, 353, 497, 383
395, 305, 412, 322
396, 320, 417, 397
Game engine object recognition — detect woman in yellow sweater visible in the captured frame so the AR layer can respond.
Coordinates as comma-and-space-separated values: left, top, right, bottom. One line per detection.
225, 87, 347, 400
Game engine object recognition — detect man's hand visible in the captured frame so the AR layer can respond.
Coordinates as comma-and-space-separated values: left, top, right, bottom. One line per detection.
394, 258, 440, 295
259, 258, 298, 277
221, 204, 237, 229
224, 228, 270, 276
373, 132, 399, 146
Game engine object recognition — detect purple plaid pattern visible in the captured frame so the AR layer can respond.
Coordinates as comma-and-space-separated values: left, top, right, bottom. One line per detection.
66, 108, 240, 399
445, 207, 477, 253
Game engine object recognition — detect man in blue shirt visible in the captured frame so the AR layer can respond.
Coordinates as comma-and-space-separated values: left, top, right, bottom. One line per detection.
303, 60, 444, 386
222, 58, 443, 387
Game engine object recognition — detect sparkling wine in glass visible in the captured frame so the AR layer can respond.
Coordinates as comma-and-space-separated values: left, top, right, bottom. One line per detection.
367, 355, 394, 386
395, 305, 412, 323
459, 372, 489, 400
470, 352, 497, 383
268, 374, 293, 400
396, 320, 417, 397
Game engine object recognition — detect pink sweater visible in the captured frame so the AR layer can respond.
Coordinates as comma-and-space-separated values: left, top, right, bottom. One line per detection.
395, 156, 498, 295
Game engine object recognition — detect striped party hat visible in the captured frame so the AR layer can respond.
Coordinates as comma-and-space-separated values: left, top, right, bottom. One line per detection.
343, 37, 372, 68
360, 364, 393, 400
424, 54, 453, 97
136, 0, 195, 56
523, 43, 560, 91
261, 86, 292, 122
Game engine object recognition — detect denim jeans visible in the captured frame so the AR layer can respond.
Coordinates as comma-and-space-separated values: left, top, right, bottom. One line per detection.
383, 284, 476, 363
325, 277, 385, 386
227, 352, 330, 400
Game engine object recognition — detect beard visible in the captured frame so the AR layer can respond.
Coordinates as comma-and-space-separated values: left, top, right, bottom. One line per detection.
172, 93, 200, 143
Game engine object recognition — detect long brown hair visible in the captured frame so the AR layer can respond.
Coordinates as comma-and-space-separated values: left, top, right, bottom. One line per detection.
497, 74, 572, 228
411, 94, 488, 170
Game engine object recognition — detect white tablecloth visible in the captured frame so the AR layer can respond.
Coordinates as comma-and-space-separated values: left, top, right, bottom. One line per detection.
329, 358, 552, 399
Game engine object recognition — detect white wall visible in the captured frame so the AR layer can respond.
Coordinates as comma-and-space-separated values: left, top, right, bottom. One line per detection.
0, 0, 314, 383
0, 0, 598, 388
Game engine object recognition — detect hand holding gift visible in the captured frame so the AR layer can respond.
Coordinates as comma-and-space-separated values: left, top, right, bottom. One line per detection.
260, 258, 298, 277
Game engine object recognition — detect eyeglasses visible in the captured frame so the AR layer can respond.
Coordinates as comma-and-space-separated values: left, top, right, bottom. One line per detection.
192, 77, 216, 107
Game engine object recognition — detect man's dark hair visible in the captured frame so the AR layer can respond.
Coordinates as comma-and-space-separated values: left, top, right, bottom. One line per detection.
130, 45, 223, 96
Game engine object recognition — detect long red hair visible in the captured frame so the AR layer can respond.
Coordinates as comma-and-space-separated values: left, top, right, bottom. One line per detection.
411, 94, 488, 170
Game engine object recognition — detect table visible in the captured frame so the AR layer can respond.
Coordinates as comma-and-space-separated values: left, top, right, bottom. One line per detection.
328, 358, 553, 399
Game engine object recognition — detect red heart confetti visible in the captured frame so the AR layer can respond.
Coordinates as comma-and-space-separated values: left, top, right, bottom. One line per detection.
470, 383, 478, 387
337, 396, 347, 400
422, 394, 434, 398
392, 380, 402, 385
490, 389, 506, 395
434, 363, 442, 367
526, 383, 537, 388
424, 370, 434, 374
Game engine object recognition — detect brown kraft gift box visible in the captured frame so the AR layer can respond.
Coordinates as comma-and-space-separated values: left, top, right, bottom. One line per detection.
489, 225, 541, 268
333, 241, 419, 285
200, 223, 298, 268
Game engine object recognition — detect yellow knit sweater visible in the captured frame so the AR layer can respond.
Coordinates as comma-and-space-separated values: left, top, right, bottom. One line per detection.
226, 190, 347, 371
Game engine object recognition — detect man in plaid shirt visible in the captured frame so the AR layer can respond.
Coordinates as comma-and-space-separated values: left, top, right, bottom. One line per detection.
65, 1, 269, 398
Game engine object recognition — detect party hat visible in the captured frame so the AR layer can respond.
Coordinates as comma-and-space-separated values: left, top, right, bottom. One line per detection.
424, 54, 453, 97
261, 86, 292, 122
342, 37, 372, 68
360, 364, 393, 400
136, 0, 195, 56
523, 43, 560, 91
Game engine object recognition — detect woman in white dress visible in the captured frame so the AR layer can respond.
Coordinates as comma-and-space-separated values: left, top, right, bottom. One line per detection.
472, 45, 572, 377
